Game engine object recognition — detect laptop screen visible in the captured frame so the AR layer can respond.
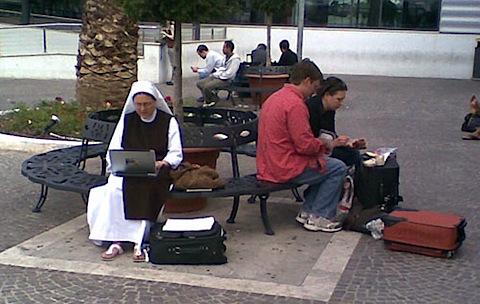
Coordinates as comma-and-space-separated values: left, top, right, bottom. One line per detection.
109, 150, 158, 177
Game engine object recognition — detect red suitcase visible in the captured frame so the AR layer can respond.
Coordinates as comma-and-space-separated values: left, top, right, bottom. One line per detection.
382, 210, 466, 258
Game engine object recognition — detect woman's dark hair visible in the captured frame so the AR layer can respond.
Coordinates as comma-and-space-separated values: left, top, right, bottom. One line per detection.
317, 77, 348, 97
132, 92, 156, 101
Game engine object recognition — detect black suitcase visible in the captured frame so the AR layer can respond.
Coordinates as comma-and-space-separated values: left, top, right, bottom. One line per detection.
354, 153, 402, 212
149, 219, 227, 265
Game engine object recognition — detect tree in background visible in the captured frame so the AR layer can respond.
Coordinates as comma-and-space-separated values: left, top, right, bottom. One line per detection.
248, 0, 297, 66
120, 0, 233, 121
76, 0, 138, 109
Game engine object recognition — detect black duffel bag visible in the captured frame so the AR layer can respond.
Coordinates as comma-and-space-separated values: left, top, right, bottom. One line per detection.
149, 218, 227, 265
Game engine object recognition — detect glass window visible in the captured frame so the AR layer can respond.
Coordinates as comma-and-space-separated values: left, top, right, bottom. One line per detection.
304, 0, 440, 30
30, 0, 83, 19
3, 0, 441, 31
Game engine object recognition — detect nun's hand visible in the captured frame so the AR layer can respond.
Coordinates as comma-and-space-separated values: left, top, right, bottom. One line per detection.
155, 160, 170, 169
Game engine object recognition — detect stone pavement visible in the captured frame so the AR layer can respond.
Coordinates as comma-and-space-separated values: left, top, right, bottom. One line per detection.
0, 76, 479, 303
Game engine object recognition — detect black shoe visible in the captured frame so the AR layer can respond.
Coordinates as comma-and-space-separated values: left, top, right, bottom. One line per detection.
196, 96, 205, 103
166, 81, 174, 86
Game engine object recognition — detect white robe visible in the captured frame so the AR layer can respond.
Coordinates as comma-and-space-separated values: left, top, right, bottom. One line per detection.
87, 174, 149, 245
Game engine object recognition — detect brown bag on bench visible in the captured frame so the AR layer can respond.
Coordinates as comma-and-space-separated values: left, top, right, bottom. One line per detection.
170, 162, 225, 190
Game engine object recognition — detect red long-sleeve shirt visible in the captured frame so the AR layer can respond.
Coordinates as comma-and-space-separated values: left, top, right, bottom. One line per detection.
256, 85, 327, 183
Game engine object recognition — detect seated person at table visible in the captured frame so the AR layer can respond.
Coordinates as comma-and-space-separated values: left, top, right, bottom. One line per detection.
87, 81, 183, 262
251, 43, 267, 66
273, 39, 298, 66
305, 77, 365, 167
191, 44, 223, 80
196, 40, 241, 107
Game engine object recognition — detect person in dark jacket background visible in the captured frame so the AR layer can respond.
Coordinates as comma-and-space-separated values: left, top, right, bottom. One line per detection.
251, 43, 267, 66
274, 39, 298, 66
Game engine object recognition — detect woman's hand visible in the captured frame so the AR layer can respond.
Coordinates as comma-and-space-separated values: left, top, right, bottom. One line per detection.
334, 135, 350, 147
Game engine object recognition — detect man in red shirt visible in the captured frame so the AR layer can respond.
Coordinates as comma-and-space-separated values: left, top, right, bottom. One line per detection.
256, 59, 346, 232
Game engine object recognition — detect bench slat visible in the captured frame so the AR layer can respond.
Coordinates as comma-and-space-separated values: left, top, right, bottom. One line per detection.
169, 174, 300, 199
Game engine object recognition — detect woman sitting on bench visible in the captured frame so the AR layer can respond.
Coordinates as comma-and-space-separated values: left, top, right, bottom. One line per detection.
305, 76, 365, 167
305, 77, 366, 223
87, 81, 183, 262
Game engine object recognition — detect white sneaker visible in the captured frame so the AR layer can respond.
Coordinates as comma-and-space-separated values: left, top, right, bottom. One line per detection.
303, 215, 342, 232
295, 210, 310, 224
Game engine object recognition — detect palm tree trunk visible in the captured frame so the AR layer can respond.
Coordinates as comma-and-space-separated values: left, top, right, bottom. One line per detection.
76, 0, 138, 110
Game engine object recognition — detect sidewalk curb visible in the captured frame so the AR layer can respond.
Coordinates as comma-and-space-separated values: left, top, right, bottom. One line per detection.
0, 133, 82, 153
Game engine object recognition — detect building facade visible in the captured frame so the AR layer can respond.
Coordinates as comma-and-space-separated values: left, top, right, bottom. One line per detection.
0, 0, 479, 80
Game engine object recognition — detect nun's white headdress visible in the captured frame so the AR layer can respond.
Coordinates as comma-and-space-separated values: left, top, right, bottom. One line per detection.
107, 81, 172, 164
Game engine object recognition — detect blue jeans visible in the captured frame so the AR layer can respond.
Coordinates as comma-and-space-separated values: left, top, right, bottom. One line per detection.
198, 71, 210, 79
290, 158, 347, 220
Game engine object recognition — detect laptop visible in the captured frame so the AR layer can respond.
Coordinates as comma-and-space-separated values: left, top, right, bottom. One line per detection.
110, 150, 159, 177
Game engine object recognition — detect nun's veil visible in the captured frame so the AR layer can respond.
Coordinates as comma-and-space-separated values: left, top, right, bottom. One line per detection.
106, 81, 173, 169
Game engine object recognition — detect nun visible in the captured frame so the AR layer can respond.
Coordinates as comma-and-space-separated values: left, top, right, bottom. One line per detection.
87, 80, 183, 262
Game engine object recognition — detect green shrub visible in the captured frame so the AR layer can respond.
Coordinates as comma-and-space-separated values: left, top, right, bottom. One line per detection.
0, 98, 198, 139
0, 100, 90, 138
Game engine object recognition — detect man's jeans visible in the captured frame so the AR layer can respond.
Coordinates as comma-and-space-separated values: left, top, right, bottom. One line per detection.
290, 158, 347, 220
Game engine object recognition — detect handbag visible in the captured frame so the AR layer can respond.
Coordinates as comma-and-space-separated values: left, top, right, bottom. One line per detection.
462, 95, 480, 132
461, 113, 480, 132
343, 198, 385, 233
170, 162, 225, 190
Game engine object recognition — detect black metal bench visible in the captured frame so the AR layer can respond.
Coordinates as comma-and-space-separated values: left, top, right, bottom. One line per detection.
22, 109, 122, 212
22, 144, 109, 212
170, 175, 301, 235
21, 107, 302, 235
221, 143, 303, 205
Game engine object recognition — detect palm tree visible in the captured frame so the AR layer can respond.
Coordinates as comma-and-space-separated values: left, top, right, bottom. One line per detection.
76, 0, 138, 109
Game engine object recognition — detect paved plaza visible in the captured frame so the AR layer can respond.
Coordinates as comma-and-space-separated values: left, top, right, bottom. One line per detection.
0, 75, 479, 303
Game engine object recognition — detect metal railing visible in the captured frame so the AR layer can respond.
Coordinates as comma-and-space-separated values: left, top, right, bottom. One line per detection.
0, 23, 81, 56
0, 20, 227, 57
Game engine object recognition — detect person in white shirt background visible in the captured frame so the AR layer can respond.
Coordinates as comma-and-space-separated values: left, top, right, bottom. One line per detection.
191, 44, 224, 80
